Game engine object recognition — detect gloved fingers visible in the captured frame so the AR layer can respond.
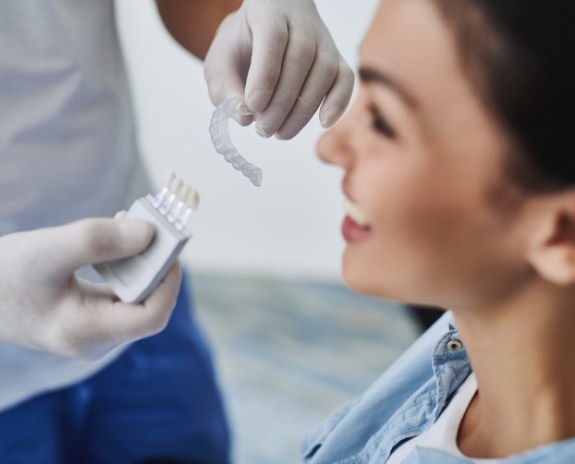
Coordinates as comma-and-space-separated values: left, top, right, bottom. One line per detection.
43, 280, 124, 357
56, 265, 181, 358
48, 218, 155, 277
319, 60, 355, 128
139, 262, 182, 328
274, 49, 341, 139
203, 15, 254, 126
243, 5, 289, 113
109, 263, 181, 339
251, 21, 318, 137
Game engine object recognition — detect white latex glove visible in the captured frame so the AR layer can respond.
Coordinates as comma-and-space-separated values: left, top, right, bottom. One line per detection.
204, 0, 354, 139
0, 216, 181, 358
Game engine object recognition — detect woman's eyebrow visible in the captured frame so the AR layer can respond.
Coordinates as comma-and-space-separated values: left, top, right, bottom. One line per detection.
359, 66, 419, 111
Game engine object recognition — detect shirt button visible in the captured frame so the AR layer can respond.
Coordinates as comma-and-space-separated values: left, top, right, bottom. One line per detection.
447, 339, 463, 351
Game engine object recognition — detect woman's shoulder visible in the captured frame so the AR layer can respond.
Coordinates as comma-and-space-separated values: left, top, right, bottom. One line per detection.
302, 312, 466, 464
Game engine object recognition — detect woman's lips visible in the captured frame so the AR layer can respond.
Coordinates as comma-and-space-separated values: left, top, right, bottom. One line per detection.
342, 216, 372, 243
341, 181, 371, 242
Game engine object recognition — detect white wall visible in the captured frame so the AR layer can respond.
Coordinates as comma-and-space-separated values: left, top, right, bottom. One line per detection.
115, 0, 378, 279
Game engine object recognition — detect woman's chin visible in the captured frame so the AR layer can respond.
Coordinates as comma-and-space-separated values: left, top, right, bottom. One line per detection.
341, 268, 388, 299
341, 263, 427, 305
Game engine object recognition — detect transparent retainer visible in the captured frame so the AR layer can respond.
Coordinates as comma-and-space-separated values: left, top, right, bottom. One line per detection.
209, 97, 263, 187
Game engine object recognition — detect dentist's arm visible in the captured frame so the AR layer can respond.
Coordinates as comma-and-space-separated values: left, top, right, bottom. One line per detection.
156, 0, 354, 140
0, 217, 181, 358
155, 0, 241, 59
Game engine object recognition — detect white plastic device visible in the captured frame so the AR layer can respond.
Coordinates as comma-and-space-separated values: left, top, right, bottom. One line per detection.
209, 97, 263, 186
93, 173, 199, 303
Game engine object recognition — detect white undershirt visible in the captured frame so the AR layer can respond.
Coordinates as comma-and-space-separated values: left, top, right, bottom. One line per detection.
387, 373, 497, 463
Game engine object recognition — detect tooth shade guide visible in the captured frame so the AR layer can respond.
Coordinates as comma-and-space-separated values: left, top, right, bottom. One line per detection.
93, 172, 198, 303
151, 173, 199, 234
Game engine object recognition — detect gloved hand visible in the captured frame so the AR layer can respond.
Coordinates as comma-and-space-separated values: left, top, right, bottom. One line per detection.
204, 0, 354, 139
0, 216, 181, 358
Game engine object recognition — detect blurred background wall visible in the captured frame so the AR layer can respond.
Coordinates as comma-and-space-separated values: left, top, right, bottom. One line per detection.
115, 0, 379, 279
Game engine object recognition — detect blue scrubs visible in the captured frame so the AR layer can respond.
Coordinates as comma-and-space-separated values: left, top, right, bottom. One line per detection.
0, 276, 230, 464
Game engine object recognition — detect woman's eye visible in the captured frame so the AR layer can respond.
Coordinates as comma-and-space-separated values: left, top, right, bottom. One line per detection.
368, 104, 396, 139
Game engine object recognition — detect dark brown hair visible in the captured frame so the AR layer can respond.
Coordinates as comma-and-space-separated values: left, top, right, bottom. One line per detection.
432, 0, 575, 192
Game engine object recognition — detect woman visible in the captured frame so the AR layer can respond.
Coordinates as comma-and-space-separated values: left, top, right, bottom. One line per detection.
304, 0, 575, 462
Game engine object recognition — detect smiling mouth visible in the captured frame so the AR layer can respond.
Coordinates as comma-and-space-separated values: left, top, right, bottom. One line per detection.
344, 198, 370, 229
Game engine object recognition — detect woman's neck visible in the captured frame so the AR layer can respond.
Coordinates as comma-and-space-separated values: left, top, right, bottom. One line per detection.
452, 282, 575, 458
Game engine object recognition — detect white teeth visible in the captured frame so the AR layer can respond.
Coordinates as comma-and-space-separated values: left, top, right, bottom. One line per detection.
344, 198, 369, 228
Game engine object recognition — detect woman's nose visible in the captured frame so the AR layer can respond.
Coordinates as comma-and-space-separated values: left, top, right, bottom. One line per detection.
316, 120, 353, 170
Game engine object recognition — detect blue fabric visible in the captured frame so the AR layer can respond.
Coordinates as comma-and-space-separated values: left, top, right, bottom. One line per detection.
302, 311, 575, 464
0, 275, 230, 464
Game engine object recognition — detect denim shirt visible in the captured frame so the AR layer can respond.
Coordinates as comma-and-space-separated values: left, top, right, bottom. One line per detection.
301, 312, 575, 464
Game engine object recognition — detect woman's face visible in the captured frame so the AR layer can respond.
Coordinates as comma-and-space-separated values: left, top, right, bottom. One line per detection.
317, 0, 533, 309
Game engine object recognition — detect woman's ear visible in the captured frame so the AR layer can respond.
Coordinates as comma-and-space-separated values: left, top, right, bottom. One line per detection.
527, 202, 575, 286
